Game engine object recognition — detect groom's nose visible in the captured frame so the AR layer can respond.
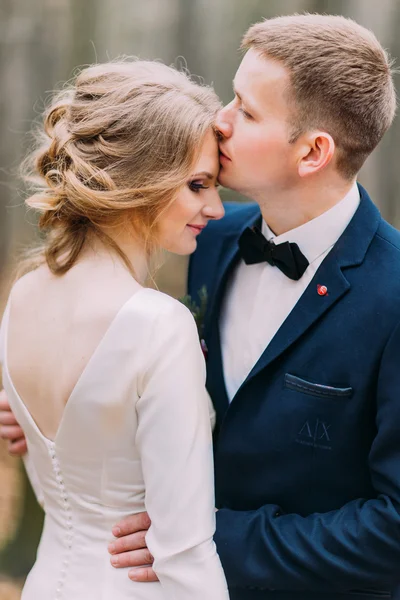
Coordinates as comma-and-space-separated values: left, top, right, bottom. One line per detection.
215, 105, 233, 139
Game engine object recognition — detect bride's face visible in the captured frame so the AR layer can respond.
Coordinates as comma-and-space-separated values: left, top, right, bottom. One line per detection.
156, 129, 224, 255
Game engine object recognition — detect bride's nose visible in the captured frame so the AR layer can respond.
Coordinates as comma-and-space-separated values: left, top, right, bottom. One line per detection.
203, 188, 225, 221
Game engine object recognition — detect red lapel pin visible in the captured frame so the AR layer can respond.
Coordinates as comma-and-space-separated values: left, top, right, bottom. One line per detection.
317, 284, 328, 296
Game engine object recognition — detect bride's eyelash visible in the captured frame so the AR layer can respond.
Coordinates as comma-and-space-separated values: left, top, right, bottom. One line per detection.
188, 181, 209, 193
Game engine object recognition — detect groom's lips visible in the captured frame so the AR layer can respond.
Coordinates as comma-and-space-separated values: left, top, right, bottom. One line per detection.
219, 147, 231, 162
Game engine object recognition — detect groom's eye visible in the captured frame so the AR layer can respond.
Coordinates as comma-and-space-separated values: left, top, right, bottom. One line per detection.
239, 107, 253, 120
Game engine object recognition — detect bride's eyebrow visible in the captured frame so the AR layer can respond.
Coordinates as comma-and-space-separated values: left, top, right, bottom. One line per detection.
190, 171, 213, 179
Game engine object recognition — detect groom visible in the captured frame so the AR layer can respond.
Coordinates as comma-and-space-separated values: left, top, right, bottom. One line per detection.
2, 14, 400, 600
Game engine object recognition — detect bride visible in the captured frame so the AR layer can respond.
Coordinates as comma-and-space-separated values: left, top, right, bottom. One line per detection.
0, 59, 229, 600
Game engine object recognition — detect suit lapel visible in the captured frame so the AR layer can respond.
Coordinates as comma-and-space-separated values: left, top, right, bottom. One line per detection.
240, 254, 350, 388
205, 211, 262, 418
231, 184, 381, 396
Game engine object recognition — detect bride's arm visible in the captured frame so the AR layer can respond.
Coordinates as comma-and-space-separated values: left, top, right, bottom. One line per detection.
135, 300, 228, 600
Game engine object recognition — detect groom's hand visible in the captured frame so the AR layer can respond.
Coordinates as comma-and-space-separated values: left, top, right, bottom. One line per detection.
0, 390, 27, 456
109, 512, 158, 582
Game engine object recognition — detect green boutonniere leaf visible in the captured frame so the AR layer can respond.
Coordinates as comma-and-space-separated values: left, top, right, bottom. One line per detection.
179, 285, 208, 338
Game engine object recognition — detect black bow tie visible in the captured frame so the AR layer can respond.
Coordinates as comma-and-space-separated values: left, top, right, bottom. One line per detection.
238, 226, 309, 281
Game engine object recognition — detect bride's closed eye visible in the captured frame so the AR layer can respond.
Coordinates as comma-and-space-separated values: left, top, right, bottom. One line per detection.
188, 181, 209, 193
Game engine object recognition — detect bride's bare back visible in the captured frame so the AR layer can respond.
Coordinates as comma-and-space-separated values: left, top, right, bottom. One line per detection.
6, 259, 142, 441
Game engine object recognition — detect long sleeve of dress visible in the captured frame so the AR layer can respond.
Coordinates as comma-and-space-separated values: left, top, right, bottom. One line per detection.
135, 299, 229, 600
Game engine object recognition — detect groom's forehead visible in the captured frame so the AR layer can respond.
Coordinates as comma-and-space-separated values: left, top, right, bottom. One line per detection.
235, 50, 289, 88
234, 51, 289, 105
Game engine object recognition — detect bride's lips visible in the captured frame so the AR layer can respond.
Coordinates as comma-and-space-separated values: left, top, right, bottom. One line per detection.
187, 224, 206, 236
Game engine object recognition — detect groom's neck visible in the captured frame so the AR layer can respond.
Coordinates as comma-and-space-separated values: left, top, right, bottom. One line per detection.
255, 175, 356, 236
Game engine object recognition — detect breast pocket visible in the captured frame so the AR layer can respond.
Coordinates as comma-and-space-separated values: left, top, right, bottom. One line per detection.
278, 373, 357, 508
284, 373, 353, 399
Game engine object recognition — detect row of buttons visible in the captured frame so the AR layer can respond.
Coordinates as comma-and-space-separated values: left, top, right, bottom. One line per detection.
48, 441, 74, 600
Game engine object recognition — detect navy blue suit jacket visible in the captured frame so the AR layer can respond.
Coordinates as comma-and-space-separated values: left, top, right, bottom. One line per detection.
188, 185, 400, 600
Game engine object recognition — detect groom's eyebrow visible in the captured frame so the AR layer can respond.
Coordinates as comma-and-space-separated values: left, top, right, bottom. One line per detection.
232, 82, 257, 114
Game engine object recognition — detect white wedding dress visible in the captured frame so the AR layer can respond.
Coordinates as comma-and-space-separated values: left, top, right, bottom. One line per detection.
0, 288, 228, 600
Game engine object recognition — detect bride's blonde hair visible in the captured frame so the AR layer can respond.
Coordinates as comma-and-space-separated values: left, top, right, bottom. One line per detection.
19, 59, 221, 276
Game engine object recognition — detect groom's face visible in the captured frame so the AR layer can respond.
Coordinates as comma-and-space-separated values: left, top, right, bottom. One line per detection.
216, 49, 297, 198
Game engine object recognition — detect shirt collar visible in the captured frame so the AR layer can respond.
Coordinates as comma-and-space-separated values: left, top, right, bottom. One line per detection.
261, 182, 360, 265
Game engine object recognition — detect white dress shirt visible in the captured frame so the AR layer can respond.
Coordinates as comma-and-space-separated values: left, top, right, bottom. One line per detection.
220, 183, 360, 402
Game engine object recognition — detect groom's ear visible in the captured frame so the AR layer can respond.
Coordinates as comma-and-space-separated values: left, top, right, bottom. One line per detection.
296, 131, 335, 178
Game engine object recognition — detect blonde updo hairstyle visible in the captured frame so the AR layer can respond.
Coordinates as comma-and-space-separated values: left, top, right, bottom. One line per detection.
21, 59, 221, 276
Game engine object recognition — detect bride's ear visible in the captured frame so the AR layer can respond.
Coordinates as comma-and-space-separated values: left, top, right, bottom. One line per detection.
297, 131, 335, 178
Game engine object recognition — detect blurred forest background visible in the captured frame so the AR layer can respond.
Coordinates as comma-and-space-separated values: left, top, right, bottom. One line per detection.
1, 0, 400, 597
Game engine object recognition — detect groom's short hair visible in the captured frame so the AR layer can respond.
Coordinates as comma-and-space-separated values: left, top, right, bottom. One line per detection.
242, 14, 396, 179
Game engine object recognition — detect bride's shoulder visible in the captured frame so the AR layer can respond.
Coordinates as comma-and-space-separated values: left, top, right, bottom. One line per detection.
131, 288, 197, 338
133, 290, 201, 374
134, 288, 194, 323
6, 265, 48, 310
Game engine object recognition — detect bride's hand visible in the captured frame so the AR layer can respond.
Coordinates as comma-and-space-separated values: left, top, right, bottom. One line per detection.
109, 512, 158, 582
0, 390, 27, 456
